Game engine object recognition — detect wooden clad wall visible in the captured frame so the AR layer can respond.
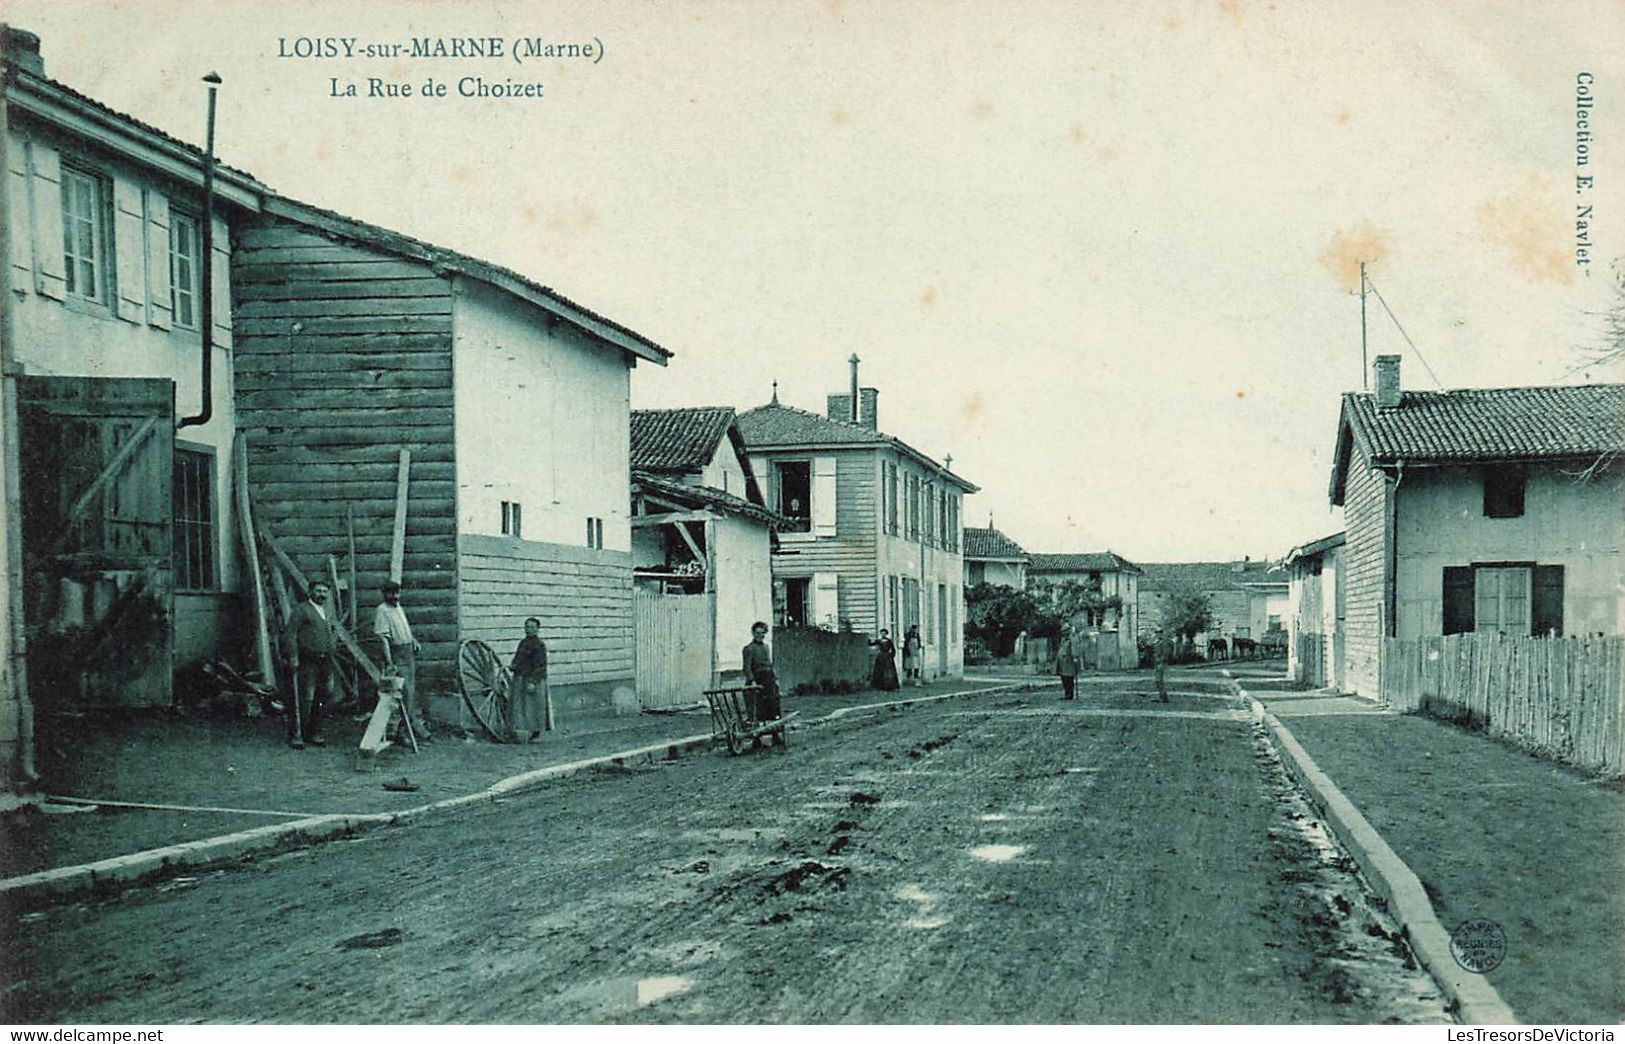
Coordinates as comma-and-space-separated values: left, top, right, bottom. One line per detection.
231, 217, 461, 686
1341, 458, 1390, 700
759, 450, 879, 631
459, 534, 634, 689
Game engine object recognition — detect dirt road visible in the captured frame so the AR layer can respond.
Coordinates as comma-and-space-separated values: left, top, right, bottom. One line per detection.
4, 683, 1447, 1023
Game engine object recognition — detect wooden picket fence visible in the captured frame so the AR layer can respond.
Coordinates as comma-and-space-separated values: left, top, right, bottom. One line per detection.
1381, 634, 1625, 776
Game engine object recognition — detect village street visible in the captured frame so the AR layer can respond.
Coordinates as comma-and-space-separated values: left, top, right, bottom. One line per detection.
5, 680, 1446, 1025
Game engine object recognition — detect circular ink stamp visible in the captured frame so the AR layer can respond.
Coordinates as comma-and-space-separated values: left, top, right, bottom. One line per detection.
1449, 918, 1507, 973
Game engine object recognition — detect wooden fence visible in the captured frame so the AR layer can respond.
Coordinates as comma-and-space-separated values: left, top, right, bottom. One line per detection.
633, 589, 714, 709
1381, 634, 1624, 776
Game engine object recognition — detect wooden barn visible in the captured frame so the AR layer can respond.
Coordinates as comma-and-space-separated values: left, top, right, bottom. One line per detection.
231, 195, 670, 704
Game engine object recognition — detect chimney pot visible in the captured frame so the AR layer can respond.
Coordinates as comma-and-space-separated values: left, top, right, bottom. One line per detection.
1374, 354, 1402, 409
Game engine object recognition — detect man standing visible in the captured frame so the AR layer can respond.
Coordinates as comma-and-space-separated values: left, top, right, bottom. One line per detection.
374, 580, 427, 738
741, 621, 782, 730
286, 579, 339, 749
1055, 628, 1080, 700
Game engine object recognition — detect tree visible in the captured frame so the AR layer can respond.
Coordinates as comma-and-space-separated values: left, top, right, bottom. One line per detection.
1031, 579, 1125, 631
1159, 585, 1216, 651
964, 583, 1045, 656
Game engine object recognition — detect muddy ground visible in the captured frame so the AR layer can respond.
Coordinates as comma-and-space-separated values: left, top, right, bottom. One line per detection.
3, 684, 1447, 1023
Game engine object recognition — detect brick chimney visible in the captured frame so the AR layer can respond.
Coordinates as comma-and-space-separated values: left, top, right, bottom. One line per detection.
1374, 355, 1401, 409
826, 393, 853, 423
858, 387, 878, 430
3, 27, 44, 76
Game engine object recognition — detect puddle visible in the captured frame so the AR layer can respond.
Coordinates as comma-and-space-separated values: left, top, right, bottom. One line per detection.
979, 813, 1009, 822
894, 884, 936, 904
1063, 767, 1099, 775
636, 976, 693, 1006
905, 916, 949, 930
968, 844, 1026, 863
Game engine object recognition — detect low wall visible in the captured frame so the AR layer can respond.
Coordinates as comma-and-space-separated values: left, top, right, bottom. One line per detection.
774, 627, 874, 693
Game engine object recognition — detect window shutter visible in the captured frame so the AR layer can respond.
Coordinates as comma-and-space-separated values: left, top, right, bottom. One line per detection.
28, 143, 68, 300
144, 192, 173, 329
210, 213, 232, 347
812, 572, 840, 629
1532, 565, 1564, 637
1442, 566, 1475, 635
113, 178, 145, 323
812, 456, 837, 536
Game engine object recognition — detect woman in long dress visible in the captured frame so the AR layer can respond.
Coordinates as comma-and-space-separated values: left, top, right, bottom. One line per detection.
870, 629, 900, 691
510, 617, 552, 741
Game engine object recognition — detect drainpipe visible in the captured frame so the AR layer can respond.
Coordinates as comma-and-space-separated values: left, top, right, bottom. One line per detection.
178, 72, 221, 430
0, 40, 39, 786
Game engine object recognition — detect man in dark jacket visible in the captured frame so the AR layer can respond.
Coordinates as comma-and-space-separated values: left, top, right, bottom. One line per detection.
742, 621, 781, 728
286, 579, 339, 749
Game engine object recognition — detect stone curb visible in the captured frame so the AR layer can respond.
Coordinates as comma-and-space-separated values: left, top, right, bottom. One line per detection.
1230, 676, 1518, 1025
1, 681, 1035, 908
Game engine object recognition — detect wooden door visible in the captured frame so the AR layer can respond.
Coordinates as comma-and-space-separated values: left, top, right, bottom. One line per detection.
17, 376, 175, 707
634, 588, 715, 708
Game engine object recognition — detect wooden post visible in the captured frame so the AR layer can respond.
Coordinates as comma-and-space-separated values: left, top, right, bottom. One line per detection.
390, 448, 410, 584
328, 554, 344, 626
259, 524, 382, 685
232, 434, 276, 689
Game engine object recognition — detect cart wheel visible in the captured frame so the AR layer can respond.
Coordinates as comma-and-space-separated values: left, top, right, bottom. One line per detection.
458, 639, 512, 743
726, 724, 746, 756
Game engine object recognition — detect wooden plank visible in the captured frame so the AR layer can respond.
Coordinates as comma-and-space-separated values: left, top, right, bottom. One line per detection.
241, 426, 457, 449
233, 434, 277, 690
235, 296, 453, 319
235, 315, 453, 337
45, 416, 161, 555
328, 554, 346, 626
239, 407, 453, 429
391, 448, 410, 584
235, 259, 436, 282
236, 388, 453, 412
235, 277, 449, 302
236, 349, 452, 373
236, 370, 451, 393
248, 442, 454, 467
258, 524, 383, 685
347, 506, 359, 635
630, 510, 717, 528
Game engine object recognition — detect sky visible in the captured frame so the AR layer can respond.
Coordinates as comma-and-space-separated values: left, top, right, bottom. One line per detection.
11, 0, 1624, 561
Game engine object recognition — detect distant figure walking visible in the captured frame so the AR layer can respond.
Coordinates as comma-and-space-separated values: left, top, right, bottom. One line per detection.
1153, 632, 1174, 702
510, 616, 552, 740
742, 622, 783, 739
902, 624, 924, 685
1055, 630, 1080, 700
870, 629, 900, 691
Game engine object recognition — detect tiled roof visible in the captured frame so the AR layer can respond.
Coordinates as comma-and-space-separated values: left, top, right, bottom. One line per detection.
1343, 384, 1625, 464
736, 402, 980, 492
630, 407, 735, 474
1285, 531, 1346, 565
1138, 561, 1287, 593
631, 471, 785, 528
1029, 552, 1142, 575
964, 526, 1027, 561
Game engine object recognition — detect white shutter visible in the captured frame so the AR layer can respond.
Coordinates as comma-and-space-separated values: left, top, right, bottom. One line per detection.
7, 146, 33, 288
210, 213, 232, 348
28, 143, 67, 300
144, 191, 172, 329
812, 572, 840, 630
113, 177, 145, 323
812, 456, 837, 537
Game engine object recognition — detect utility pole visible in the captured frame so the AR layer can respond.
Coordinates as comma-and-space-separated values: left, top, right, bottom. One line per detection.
1360, 260, 1369, 391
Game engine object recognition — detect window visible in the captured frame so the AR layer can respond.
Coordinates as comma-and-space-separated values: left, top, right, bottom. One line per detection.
781, 577, 810, 628
904, 474, 916, 540
1444, 564, 1563, 636
173, 447, 216, 591
61, 166, 111, 303
1483, 466, 1526, 519
585, 515, 604, 549
775, 460, 811, 533
169, 210, 200, 328
501, 500, 523, 538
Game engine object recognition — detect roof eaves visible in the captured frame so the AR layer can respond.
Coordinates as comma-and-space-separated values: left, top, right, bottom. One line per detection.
262, 194, 672, 366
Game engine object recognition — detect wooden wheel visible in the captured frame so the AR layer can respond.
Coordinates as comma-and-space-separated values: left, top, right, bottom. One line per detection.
725, 723, 746, 756
458, 639, 512, 743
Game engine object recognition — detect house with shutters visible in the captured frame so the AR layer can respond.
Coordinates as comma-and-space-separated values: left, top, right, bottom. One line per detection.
628, 407, 780, 700
735, 371, 978, 681
2, 25, 268, 796
963, 523, 1029, 589
1028, 552, 1143, 669
1326, 355, 1625, 700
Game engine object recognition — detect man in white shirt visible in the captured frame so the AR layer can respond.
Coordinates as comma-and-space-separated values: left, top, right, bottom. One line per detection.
374, 580, 427, 737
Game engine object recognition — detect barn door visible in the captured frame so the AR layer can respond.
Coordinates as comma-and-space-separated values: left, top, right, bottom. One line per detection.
17, 376, 175, 708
